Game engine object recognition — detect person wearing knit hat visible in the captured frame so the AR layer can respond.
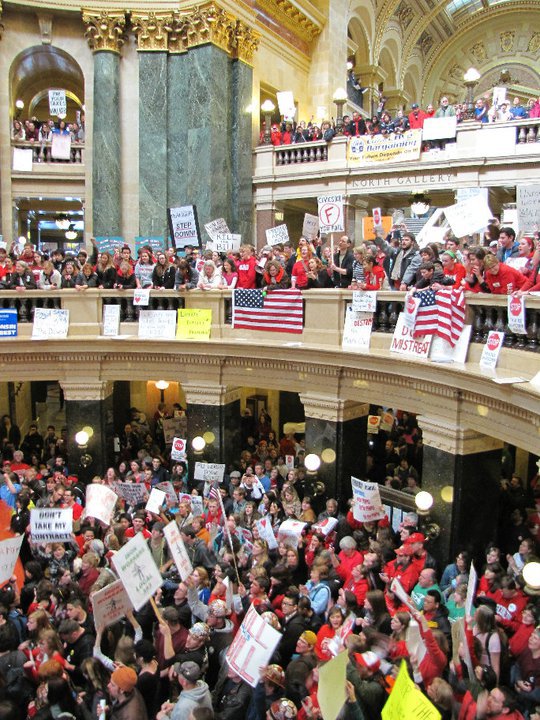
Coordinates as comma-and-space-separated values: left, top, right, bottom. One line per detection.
108, 666, 148, 720
354, 650, 381, 673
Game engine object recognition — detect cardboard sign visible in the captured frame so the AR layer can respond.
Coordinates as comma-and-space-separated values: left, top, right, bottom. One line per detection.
318, 194, 344, 233
382, 660, 441, 720
0, 535, 24, 585
113, 481, 147, 506
48, 89, 67, 116
146, 488, 166, 514
162, 416, 187, 445
113, 532, 163, 611
210, 233, 241, 253
256, 517, 278, 550
351, 477, 386, 523
92, 579, 133, 630
390, 313, 432, 359
155, 482, 178, 506
265, 225, 289, 247
51, 134, 71, 160
444, 196, 492, 238
168, 205, 200, 249
507, 295, 527, 334
367, 415, 381, 434
352, 291, 377, 312
517, 185, 540, 233
317, 650, 348, 720
138, 310, 177, 339
480, 331, 504, 369
30, 508, 72, 543
133, 289, 150, 306
176, 309, 212, 341
429, 325, 472, 364
422, 116, 457, 141
276, 91, 295, 119
163, 521, 194, 581
204, 218, 231, 243
342, 308, 373, 351
194, 462, 225, 483
0, 309, 18, 337
302, 213, 319, 240
277, 519, 307, 545
102, 304, 120, 336
85, 484, 118, 526
403, 294, 420, 329
32, 309, 69, 339
226, 604, 282, 687
171, 437, 187, 461
12, 147, 33, 172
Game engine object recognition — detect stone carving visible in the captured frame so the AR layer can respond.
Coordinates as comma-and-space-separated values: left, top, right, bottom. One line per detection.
470, 41, 487, 63
257, 0, 321, 43
82, 10, 127, 53
500, 30, 515, 53
37, 13, 53, 45
132, 12, 173, 51
449, 63, 464, 81
528, 32, 540, 54
395, 2, 414, 30
417, 31, 433, 56
230, 20, 260, 65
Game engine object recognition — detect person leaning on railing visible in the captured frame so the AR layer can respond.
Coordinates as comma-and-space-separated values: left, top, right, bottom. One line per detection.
1, 260, 37, 290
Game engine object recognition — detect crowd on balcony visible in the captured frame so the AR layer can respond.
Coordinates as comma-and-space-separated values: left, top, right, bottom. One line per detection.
1, 218, 539, 296
0, 383, 539, 720
11, 116, 85, 162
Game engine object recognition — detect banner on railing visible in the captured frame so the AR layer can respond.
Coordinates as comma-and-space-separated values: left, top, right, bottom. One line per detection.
102, 304, 120, 336
48, 89, 67, 116
210, 233, 241, 253
0, 309, 18, 337
138, 310, 176, 339
480, 331, 504, 370
347, 130, 422, 165
12, 147, 33, 172
168, 205, 200, 249
517, 185, 540, 233
176, 309, 212, 340
32, 309, 69, 339
51, 134, 71, 160
422, 116, 457, 141
390, 313, 432, 359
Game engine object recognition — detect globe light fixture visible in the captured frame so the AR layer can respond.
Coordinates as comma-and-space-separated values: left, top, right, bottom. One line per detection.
523, 562, 540, 589
415, 490, 434, 512
304, 453, 321, 472
192, 436, 206, 452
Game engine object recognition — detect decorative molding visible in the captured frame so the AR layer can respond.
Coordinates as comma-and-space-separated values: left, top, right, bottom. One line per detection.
0, 2, 4, 41
419, 416, 503, 455
230, 19, 260, 65
181, 382, 240, 406
256, 0, 322, 44
395, 1, 414, 30
60, 381, 114, 401
299, 393, 369, 423
82, 10, 127, 54
37, 13, 53, 44
500, 30, 515, 53
528, 32, 540, 53
132, 12, 173, 51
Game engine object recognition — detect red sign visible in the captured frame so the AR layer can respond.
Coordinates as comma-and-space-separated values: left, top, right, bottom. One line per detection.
509, 298, 521, 316
487, 334, 501, 351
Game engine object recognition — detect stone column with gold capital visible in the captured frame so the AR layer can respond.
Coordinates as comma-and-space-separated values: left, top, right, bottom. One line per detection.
132, 12, 172, 241
83, 10, 126, 237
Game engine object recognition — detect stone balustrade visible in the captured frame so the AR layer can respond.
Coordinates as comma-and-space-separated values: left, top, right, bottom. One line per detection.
11, 140, 85, 165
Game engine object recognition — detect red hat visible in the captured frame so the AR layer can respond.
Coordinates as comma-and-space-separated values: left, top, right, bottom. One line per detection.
395, 544, 413, 556
354, 651, 381, 673
405, 532, 426, 545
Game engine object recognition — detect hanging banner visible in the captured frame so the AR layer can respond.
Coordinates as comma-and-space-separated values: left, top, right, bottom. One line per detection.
342, 308, 373, 351
318, 194, 344, 233
168, 205, 200, 249
348, 130, 422, 166
92, 579, 133, 630
0, 535, 25, 585
113, 532, 163, 611
176, 309, 212, 340
51, 134, 71, 160
480, 331, 504, 370
30, 508, 72, 543
265, 225, 290, 247
133, 289, 150, 306
135, 236, 164, 254
226, 604, 282, 687
85, 484, 118, 526
138, 310, 177, 339
12, 148, 33, 172
163, 521, 194, 581
32, 309, 69, 339
507, 295, 527, 334
48, 89, 67, 116
351, 477, 386, 523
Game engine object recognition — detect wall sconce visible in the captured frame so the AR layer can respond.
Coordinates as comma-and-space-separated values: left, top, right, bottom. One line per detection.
304, 453, 321, 472
155, 380, 170, 403
261, 99, 276, 145
192, 436, 206, 454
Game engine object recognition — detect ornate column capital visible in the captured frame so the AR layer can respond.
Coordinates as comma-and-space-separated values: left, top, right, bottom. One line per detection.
182, 382, 241, 407
300, 393, 369, 423
230, 20, 260, 65
60, 381, 114, 402
82, 10, 127, 54
132, 12, 173, 52
419, 415, 503, 456
182, 2, 236, 54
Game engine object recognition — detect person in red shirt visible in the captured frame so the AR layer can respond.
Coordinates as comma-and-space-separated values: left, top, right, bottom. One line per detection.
62, 487, 83, 522
381, 544, 419, 594
483, 253, 528, 294
359, 256, 386, 290
291, 244, 312, 289
408, 103, 427, 129
436, 251, 466, 289
124, 512, 152, 540
236, 244, 257, 289
330, 536, 364, 583
493, 576, 528, 633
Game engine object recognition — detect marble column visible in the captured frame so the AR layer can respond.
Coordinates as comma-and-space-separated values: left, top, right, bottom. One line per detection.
61, 381, 115, 480
419, 416, 503, 568
300, 394, 369, 504
231, 58, 253, 241
166, 51, 190, 211
83, 12, 126, 237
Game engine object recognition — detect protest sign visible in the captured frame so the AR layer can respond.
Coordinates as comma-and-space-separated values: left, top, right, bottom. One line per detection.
30, 508, 72, 543
318, 194, 344, 233
342, 308, 373, 351
133, 289, 150, 306
278, 519, 307, 545
163, 521, 193, 580
443, 196, 492, 238
226, 604, 282, 687
163, 417, 187, 445
507, 295, 527, 334
456, 187, 489, 204
102, 304, 120, 336
12, 147, 33, 172
168, 205, 200, 249
265, 225, 289, 247
405, 621, 427, 664
155, 482, 177, 506
138, 310, 177, 339
48, 89, 67, 116
95, 237, 124, 254
204, 218, 230, 243
390, 578, 417, 614
85, 484, 118, 526
352, 291, 377, 313
176, 309, 212, 340
0, 535, 24, 585
190, 496, 204, 517
285, 455, 295, 471
51, 134, 71, 160
113, 532, 163, 611
194, 462, 225, 483
380, 412, 395, 432
517, 185, 540, 233
135, 236, 164, 254
276, 91, 295, 119
403, 294, 420, 329
348, 130, 422, 165
367, 415, 381, 434
422, 116, 457, 141
465, 562, 478, 617
480, 331, 504, 370
171, 437, 187, 461
311, 517, 338, 537
256, 516, 278, 550
113, 481, 147, 505
382, 660, 441, 720
32, 308, 69, 339
302, 213, 319, 240
351, 477, 386, 522
0, 309, 18, 337
211, 233, 241, 253
362, 215, 393, 240
390, 313, 432, 359
92, 579, 133, 630
146, 488, 166, 515
429, 325, 471, 364
317, 651, 348, 720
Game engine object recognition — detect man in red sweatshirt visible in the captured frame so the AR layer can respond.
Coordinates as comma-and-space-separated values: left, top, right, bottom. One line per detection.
237, 244, 257, 289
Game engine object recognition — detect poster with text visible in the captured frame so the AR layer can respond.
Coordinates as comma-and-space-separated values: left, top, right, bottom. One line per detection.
168, 205, 200, 249
86, 484, 118, 526
351, 477, 386, 523
48, 89, 67, 116
318, 194, 344, 233
138, 310, 177, 339
30, 508, 72, 543
32, 309, 69, 339
113, 532, 163, 611
92, 579, 133, 630
0, 535, 24, 585
163, 521, 194, 581
226, 604, 282, 687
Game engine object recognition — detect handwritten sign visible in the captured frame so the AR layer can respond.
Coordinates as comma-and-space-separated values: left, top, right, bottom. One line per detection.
517, 185, 540, 233
85, 484, 118, 526
194, 462, 225, 483
155, 482, 178, 506
0, 535, 24, 584
226, 604, 282, 687
276, 91, 295, 119
302, 213, 319, 240
342, 308, 373, 351
444, 196, 492, 238
163, 521, 193, 581
382, 660, 441, 720
30, 508, 72, 543
256, 517, 278, 550
146, 487, 166, 514
480, 331, 504, 369
176, 309, 212, 340
168, 205, 200, 249
48, 89, 67, 116
92, 579, 133, 630
102, 304, 120, 336
163, 417, 187, 445
277, 519, 307, 545
212, 233, 241, 253
352, 291, 377, 312
113, 482, 147, 506
51, 134, 71, 160
138, 310, 177, 339
204, 218, 230, 243
351, 477, 386, 523
390, 313, 432, 359
113, 532, 163, 611
133, 289, 150, 306
32, 309, 69, 339
265, 225, 289, 247
318, 194, 344, 233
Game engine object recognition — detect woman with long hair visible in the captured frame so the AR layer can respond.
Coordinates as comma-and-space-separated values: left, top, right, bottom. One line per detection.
472, 604, 502, 681
389, 611, 411, 660
314, 605, 345, 661
357, 590, 391, 635
192, 566, 211, 604
219, 257, 238, 288
134, 249, 155, 289
152, 252, 176, 289
95, 252, 117, 289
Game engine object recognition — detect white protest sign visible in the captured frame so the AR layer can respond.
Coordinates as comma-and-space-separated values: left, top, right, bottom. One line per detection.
146, 488, 166, 515
507, 295, 527, 334
133, 289, 150, 306
190, 495, 204, 517
285, 455, 295, 471
390, 313, 432, 359
311, 516, 338, 537
352, 291, 377, 313
85, 484, 118, 526
32, 308, 69, 339
265, 224, 289, 247
493, 86, 507, 107
113, 482, 147, 506
351, 477, 386, 522
256, 516, 278, 550
456, 187, 489, 204
465, 562, 478, 617
102, 304, 120, 336
0, 535, 24, 585
113, 532, 163, 611
194, 462, 225, 483
51, 134, 71, 160
30, 508, 72, 543
367, 415, 381, 434
406, 621, 427, 665
390, 578, 417, 614
317, 650, 348, 720
138, 310, 176, 339
429, 325, 472, 364
163, 521, 194, 581
277, 519, 307, 545
403, 294, 420, 329
318, 194, 344, 233
204, 218, 230, 243
444, 196, 492, 238
155, 482, 177, 506
517, 185, 540, 233
302, 213, 319, 240
212, 233, 241, 253
168, 205, 199, 249
226, 604, 282, 687
422, 116, 457, 141
342, 307, 373, 351
12, 148, 33, 172
480, 331, 504, 369
171, 437, 187, 461
276, 91, 295, 119
48, 89, 67, 116
92, 579, 133, 630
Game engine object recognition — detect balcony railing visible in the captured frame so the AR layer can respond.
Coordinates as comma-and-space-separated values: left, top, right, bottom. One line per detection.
11, 140, 85, 165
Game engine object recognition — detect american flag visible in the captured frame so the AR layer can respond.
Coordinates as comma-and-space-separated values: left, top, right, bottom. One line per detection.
412, 287, 466, 347
232, 289, 303, 333
209, 484, 221, 501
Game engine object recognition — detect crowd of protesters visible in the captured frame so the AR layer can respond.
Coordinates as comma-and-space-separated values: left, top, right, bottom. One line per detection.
12, 116, 85, 162
0, 399, 539, 720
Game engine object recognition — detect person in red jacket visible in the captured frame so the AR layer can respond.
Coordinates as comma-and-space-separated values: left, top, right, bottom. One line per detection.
412, 609, 448, 689
493, 575, 528, 634
381, 544, 419, 594
408, 103, 427, 129
236, 244, 257, 289
483, 253, 528, 294
291, 244, 312, 289
359, 256, 386, 290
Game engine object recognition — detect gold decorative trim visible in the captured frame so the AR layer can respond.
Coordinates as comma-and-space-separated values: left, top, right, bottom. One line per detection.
60, 381, 114, 401
82, 10, 127, 54
132, 12, 173, 51
256, 0, 321, 44
230, 20, 260, 65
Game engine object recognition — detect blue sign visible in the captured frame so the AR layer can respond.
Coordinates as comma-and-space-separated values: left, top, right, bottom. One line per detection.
0, 309, 18, 337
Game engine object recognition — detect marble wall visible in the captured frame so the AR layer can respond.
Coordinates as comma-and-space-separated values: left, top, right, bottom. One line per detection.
231, 60, 254, 242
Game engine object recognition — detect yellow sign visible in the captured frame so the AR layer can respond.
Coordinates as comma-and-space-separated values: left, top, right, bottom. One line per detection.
382, 661, 441, 720
348, 130, 422, 165
176, 309, 212, 340
317, 650, 348, 720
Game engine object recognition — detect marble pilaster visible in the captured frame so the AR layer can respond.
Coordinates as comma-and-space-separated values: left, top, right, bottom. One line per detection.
167, 52, 190, 210
231, 58, 254, 241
